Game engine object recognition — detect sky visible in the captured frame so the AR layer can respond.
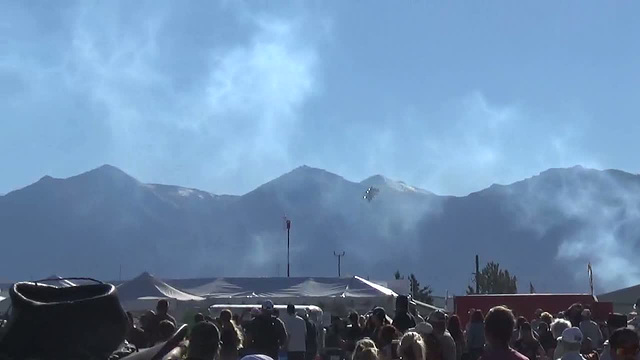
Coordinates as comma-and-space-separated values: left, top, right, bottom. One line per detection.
1, 1, 639, 196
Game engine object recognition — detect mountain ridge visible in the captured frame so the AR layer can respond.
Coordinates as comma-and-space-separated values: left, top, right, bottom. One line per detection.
2, 164, 639, 294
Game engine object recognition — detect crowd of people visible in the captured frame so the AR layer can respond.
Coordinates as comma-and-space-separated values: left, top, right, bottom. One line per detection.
120, 296, 640, 360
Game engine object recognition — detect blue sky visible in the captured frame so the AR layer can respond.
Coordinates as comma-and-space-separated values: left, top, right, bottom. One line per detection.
1, 1, 639, 196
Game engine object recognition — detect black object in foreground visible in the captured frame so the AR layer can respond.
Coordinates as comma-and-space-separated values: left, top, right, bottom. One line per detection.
0, 278, 128, 359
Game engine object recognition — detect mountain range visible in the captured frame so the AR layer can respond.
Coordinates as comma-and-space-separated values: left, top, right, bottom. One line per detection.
2, 164, 640, 295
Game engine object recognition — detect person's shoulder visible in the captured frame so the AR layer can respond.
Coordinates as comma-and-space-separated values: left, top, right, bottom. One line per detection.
510, 348, 529, 360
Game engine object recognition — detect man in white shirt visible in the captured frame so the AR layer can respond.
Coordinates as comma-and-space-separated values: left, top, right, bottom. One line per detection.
282, 304, 307, 360
560, 327, 586, 360
579, 309, 603, 350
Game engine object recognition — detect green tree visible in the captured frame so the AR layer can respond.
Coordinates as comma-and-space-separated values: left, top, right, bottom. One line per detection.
467, 261, 517, 294
394, 270, 404, 280
409, 273, 434, 305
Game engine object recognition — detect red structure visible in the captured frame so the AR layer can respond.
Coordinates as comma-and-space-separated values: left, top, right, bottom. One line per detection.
455, 294, 613, 326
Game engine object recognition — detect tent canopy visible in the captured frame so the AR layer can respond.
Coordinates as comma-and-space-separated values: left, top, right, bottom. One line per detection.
117, 272, 204, 302
599, 284, 640, 313
166, 276, 396, 298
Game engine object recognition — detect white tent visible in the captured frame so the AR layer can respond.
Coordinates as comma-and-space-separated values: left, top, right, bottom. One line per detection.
599, 284, 640, 314
116, 272, 204, 313
166, 276, 431, 316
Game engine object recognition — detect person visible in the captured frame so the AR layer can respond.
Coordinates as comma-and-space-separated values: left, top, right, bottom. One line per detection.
608, 328, 639, 360
448, 315, 466, 360
512, 317, 528, 346
125, 311, 147, 349
532, 310, 544, 333
513, 323, 545, 360
559, 327, 586, 360
282, 304, 307, 360
346, 312, 364, 355
429, 310, 457, 360
399, 332, 427, 360
479, 306, 528, 360
600, 314, 632, 360
538, 322, 556, 356
378, 325, 400, 360
580, 310, 603, 350
541, 313, 554, 327
468, 310, 486, 360
567, 305, 585, 328
246, 300, 288, 360
303, 311, 318, 360
219, 309, 244, 360
140, 310, 159, 347
552, 319, 573, 360
394, 295, 417, 333
372, 308, 389, 341
156, 299, 177, 327
194, 313, 205, 324
187, 320, 221, 360
353, 339, 380, 360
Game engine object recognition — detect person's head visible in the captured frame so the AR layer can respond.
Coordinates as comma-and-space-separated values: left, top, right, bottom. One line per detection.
194, 313, 205, 323
534, 309, 543, 320
373, 307, 386, 327
399, 332, 426, 360
188, 321, 221, 360
519, 322, 534, 340
471, 310, 484, 324
349, 312, 360, 325
396, 295, 410, 312
250, 307, 261, 319
515, 316, 527, 330
287, 304, 296, 316
412, 322, 434, 338
157, 320, 176, 343
610, 328, 640, 360
447, 315, 463, 339
379, 325, 398, 347
560, 327, 584, 353
220, 309, 232, 323
352, 339, 379, 360
551, 319, 572, 339
582, 309, 592, 321
608, 313, 629, 334
540, 312, 553, 325
428, 311, 447, 333
157, 299, 169, 315
262, 300, 274, 315
538, 322, 550, 335
484, 306, 516, 349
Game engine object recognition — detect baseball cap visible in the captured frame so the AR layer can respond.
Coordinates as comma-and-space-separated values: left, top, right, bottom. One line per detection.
561, 327, 584, 344
428, 310, 447, 323
262, 300, 274, 311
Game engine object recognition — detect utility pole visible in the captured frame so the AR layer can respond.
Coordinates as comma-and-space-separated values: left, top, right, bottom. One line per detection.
119, 264, 122, 282
334, 251, 346, 277
286, 219, 291, 278
475, 254, 480, 294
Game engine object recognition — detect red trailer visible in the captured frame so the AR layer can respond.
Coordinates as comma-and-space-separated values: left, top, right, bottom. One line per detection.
454, 294, 613, 326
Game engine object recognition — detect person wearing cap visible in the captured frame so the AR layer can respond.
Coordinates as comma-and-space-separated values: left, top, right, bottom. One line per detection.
393, 295, 417, 334
481, 306, 528, 360
428, 310, 457, 360
600, 314, 639, 360
579, 309, 603, 350
559, 327, 586, 360
186, 321, 221, 360
245, 300, 288, 360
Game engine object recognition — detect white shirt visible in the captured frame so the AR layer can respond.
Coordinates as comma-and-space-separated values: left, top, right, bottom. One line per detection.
282, 313, 307, 352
